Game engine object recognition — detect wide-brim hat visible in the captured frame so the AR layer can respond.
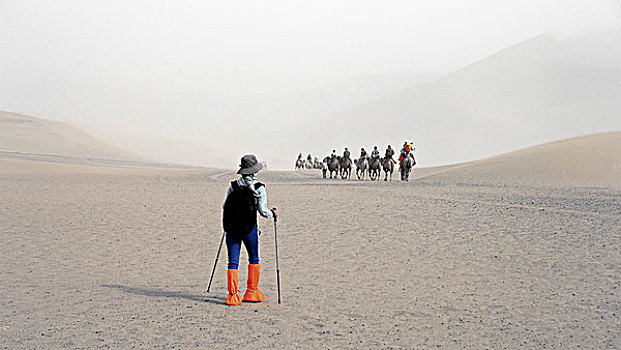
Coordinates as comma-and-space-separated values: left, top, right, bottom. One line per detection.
237, 154, 263, 175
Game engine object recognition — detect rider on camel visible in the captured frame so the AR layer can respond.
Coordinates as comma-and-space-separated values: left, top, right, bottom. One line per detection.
371, 146, 380, 159
360, 147, 368, 160
398, 142, 415, 163
385, 145, 396, 163
343, 147, 351, 159
297, 153, 304, 168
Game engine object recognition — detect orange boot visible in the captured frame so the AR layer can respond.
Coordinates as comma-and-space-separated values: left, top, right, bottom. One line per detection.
225, 269, 242, 306
243, 264, 265, 302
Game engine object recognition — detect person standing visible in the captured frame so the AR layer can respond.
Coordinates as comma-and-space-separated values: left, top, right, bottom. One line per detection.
222, 154, 278, 306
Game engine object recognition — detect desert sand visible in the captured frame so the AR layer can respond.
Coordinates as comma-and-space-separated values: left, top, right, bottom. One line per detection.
1, 133, 620, 349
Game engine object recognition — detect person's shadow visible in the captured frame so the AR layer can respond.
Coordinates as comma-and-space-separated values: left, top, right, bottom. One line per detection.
102, 284, 224, 305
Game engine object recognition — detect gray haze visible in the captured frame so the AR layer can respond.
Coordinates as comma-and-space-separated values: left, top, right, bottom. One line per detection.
1, 0, 620, 169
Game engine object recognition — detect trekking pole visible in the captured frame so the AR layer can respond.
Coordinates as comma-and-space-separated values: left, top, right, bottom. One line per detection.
206, 231, 226, 293
273, 210, 281, 304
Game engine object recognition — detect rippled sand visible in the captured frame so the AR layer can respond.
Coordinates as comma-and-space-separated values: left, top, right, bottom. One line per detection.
1, 133, 620, 348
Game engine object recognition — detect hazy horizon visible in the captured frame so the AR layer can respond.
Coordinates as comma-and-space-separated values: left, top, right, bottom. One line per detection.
1, 0, 620, 169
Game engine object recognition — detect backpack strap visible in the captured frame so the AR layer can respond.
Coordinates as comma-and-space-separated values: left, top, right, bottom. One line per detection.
230, 180, 240, 191
231, 179, 264, 191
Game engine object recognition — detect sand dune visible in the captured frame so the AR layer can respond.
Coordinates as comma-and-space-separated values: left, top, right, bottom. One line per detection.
0, 111, 142, 161
417, 132, 621, 189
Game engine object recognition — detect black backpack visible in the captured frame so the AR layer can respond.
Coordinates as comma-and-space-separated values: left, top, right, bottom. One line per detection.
223, 180, 264, 238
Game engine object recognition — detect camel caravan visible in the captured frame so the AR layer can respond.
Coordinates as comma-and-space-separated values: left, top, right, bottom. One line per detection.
295, 141, 416, 181
295, 154, 323, 170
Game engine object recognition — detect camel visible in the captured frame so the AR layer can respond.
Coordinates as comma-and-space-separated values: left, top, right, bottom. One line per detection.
295, 159, 304, 170
326, 156, 339, 179
339, 156, 352, 179
368, 156, 381, 181
381, 157, 395, 181
399, 154, 416, 181
355, 156, 369, 180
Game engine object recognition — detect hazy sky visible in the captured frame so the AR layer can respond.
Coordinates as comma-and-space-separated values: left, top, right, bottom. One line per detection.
1, 0, 620, 168
2, 0, 619, 95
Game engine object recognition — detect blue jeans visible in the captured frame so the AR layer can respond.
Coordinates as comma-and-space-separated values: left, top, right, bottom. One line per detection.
226, 226, 260, 269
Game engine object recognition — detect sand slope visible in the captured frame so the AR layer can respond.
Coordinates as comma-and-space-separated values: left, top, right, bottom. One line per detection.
418, 132, 621, 189
0, 111, 142, 161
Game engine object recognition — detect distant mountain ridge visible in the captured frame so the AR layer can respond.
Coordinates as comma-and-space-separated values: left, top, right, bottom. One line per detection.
253, 31, 621, 169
